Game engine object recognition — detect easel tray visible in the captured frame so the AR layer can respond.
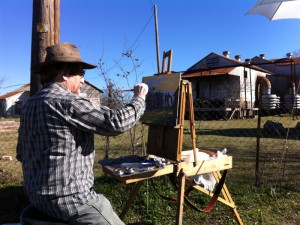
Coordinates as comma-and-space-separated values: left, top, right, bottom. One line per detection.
99, 155, 175, 184
99, 153, 232, 184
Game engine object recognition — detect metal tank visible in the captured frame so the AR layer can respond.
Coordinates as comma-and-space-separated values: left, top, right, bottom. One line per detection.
257, 75, 280, 110
284, 82, 300, 111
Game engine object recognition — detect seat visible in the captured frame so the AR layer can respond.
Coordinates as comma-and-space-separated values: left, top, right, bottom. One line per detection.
20, 205, 69, 225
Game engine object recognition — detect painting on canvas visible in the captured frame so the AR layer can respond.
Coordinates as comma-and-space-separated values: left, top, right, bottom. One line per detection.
141, 73, 181, 126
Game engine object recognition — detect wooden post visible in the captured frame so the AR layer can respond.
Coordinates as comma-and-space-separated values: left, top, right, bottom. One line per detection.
154, 5, 161, 74
255, 84, 261, 186
161, 50, 173, 74
30, 0, 60, 96
176, 169, 186, 225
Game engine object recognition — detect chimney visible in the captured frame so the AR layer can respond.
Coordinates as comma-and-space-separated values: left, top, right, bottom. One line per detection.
260, 54, 265, 59
245, 59, 251, 65
223, 51, 230, 58
286, 52, 293, 58
235, 55, 242, 61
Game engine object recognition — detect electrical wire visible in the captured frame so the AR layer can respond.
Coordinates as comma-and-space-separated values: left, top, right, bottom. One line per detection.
104, 12, 154, 75
0, 84, 27, 89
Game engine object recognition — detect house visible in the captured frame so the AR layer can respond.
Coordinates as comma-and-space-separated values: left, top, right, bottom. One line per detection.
0, 81, 103, 118
0, 84, 30, 118
251, 53, 300, 111
182, 51, 274, 118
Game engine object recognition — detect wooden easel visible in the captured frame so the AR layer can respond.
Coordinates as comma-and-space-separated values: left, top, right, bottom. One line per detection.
100, 79, 244, 225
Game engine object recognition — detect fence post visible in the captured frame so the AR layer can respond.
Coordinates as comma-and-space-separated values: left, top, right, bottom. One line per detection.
255, 85, 261, 186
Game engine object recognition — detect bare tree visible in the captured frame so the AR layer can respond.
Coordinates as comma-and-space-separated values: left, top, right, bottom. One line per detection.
97, 48, 145, 158
97, 48, 143, 107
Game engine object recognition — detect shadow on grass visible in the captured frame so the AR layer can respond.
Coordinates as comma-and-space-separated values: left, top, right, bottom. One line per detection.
127, 223, 155, 225
0, 179, 156, 225
0, 184, 29, 224
94, 175, 178, 225
194, 128, 300, 140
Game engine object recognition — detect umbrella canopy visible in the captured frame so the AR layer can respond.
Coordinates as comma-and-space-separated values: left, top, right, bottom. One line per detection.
246, 0, 300, 21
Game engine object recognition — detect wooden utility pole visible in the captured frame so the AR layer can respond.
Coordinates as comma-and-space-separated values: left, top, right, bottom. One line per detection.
154, 5, 161, 74
30, 0, 60, 96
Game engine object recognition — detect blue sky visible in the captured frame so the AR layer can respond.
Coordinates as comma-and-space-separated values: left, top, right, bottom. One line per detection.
1, 0, 300, 95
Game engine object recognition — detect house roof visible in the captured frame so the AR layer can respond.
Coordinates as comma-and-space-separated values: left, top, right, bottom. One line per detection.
0, 84, 30, 100
183, 52, 273, 79
186, 52, 273, 75
182, 67, 239, 78
251, 56, 300, 66
84, 80, 103, 93
272, 57, 300, 65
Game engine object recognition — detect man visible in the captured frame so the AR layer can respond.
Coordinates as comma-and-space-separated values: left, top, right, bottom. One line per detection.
17, 42, 148, 225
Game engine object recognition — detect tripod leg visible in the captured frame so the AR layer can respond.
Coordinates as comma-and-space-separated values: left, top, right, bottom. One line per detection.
176, 169, 186, 225
119, 181, 144, 220
213, 172, 244, 225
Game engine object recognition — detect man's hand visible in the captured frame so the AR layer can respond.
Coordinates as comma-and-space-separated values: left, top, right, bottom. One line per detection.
134, 83, 149, 101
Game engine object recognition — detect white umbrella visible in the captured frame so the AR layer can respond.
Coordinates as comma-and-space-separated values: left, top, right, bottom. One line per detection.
246, 0, 300, 21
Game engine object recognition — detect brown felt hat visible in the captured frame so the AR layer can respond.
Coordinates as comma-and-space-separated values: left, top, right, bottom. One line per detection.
31, 42, 96, 72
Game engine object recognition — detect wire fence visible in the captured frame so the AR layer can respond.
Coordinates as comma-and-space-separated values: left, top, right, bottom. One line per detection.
1, 95, 300, 192
190, 98, 300, 190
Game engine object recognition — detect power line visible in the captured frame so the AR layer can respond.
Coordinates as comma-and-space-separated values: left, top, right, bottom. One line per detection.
127, 13, 153, 54
104, 11, 154, 74
0, 84, 27, 89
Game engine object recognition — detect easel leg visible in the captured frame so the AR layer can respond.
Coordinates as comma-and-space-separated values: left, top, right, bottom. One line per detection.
176, 170, 186, 225
213, 172, 244, 225
119, 181, 144, 220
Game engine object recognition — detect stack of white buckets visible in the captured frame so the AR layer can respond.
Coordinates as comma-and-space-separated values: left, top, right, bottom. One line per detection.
284, 85, 300, 112
261, 88, 280, 110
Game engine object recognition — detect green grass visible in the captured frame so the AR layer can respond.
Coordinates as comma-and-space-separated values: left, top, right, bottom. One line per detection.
1, 118, 300, 224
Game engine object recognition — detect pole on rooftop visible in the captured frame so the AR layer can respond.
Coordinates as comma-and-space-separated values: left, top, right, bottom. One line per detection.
30, 0, 60, 96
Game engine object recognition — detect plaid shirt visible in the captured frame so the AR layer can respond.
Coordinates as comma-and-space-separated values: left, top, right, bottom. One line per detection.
16, 82, 145, 219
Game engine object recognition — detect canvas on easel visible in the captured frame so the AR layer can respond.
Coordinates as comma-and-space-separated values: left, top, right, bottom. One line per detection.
141, 73, 188, 162
141, 73, 181, 126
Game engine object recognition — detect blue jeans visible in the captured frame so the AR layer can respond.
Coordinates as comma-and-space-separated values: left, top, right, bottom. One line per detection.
68, 194, 125, 225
